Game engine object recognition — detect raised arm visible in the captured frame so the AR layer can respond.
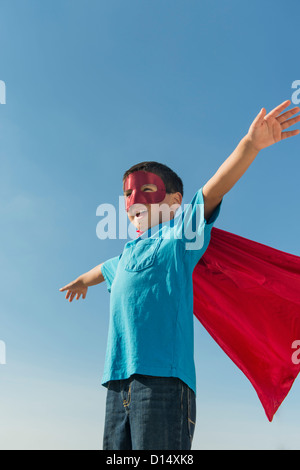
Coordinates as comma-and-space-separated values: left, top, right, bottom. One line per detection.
59, 263, 105, 302
203, 100, 300, 221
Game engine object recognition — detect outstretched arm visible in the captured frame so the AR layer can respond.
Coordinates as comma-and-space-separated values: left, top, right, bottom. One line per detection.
59, 263, 105, 302
203, 99, 300, 221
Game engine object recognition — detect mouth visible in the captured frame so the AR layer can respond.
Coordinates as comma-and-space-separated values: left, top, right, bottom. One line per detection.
134, 210, 148, 220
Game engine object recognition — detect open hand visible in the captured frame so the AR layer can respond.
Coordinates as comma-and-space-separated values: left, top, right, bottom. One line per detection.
59, 279, 88, 302
247, 100, 300, 151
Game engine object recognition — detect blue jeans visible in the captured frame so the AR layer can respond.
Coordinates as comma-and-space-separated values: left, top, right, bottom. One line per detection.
102, 374, 196, 450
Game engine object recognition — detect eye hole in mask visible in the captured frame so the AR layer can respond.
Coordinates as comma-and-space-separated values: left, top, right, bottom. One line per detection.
123, 171, 166, 212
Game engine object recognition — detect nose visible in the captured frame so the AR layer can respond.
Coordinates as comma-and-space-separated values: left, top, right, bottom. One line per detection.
128, 203, 149, 216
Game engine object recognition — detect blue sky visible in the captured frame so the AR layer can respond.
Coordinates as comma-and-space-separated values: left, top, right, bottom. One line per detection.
0, 0, 300, 450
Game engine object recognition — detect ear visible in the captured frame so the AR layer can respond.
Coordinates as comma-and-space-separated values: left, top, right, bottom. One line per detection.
171, 192, 182, 206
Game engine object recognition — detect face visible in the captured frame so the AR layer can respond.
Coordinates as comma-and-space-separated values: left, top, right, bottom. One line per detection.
123, 171, 182, 232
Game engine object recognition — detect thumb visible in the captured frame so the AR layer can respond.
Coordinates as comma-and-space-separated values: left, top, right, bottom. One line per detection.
59, 285, 69, 291
251, 107, 266, 128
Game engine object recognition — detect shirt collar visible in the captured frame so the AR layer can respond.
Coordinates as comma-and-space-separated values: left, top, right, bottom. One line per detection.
137, 217, 176, 239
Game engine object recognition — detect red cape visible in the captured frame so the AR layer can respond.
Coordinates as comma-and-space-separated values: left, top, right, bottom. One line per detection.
193, 227, 300, 421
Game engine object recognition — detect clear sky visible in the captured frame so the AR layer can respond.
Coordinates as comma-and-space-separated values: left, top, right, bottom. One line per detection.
0, 0, 300, 450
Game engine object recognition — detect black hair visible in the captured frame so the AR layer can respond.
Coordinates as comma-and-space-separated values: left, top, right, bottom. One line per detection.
122, 161, 184, 197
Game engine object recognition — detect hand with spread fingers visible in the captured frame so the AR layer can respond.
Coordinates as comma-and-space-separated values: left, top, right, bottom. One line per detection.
59, 264, 104, 302
247, 99, 300, 151
59, 279, 88, 302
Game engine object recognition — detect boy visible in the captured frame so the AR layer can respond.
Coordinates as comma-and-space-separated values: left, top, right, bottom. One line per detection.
60, 100, 300, 450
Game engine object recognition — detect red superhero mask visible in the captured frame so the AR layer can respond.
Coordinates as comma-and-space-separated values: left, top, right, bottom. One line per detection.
123, 170, 167, 212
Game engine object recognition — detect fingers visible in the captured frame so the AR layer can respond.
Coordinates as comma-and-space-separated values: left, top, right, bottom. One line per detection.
69, 291, 77, 302
59, 282, 87, 302
64, 290, 75, 301
62, 288, 86, 302
281, 129, 300, 140
59, 285, 69, 292
280, 114, 300, 130
265, 99, 291, 119
65, 290, 71, 300
277, 106, 300, 124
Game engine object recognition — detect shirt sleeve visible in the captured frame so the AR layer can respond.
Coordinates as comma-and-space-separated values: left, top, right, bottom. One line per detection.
101, 254, 121, 293
173, 186, 222, 268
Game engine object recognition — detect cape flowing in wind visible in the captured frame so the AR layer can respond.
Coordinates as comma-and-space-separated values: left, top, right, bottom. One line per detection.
193, 227, 300, 421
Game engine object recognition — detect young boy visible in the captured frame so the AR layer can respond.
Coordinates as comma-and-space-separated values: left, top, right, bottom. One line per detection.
60, 100, 300, 450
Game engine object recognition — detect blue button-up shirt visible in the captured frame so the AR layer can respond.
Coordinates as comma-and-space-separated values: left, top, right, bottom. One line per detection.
101, 187, 222, 393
